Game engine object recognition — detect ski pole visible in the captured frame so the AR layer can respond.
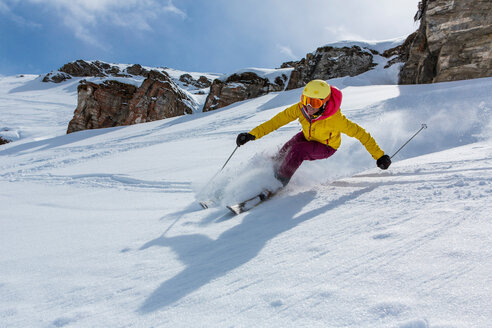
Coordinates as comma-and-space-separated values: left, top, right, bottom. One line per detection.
390, 123, 427, 159
219, 145, 239, 172
199, 145, 239, 194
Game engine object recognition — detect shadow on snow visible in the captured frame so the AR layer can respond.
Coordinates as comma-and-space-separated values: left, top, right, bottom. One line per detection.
137, 186, 375, 314
0, 127, 124, 156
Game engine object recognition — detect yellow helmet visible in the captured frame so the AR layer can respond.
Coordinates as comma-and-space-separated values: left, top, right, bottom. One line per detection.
301, 80, 331, 108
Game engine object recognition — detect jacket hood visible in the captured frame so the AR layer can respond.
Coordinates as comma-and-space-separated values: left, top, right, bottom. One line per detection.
317, 85, 342, 120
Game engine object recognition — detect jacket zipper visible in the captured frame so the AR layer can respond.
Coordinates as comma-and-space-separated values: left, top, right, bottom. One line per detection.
326, 132, 332, 144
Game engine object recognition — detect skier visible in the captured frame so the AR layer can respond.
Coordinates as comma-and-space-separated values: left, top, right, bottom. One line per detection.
236, 79, 391, 187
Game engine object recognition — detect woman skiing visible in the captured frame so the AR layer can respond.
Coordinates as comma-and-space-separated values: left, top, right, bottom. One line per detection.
236, 79, 391, 186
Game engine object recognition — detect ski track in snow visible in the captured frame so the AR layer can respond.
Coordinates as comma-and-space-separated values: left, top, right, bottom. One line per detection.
0, 71, 491, 327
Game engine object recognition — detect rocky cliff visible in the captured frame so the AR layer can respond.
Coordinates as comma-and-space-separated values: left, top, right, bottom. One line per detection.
202, 70, 290, 112
43, 60, 215, 88
53, 0, 492, 133
281, 45, 377, 90
67, 70, 196, 134
43, 60, 145, 82
201, 42, 410, 112
62, 41, 405, 129
400, 0, 492, 84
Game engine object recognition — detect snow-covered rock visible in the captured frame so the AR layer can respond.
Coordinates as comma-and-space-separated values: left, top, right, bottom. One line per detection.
67, 71, 197, 133
202, 68, 291, 112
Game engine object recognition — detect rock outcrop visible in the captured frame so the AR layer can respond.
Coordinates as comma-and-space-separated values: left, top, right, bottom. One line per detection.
382, 32, 418, 69
42, 71, 73, 83
60, 60, 117, 77
42, 60, 153, 83
281, 45, 378, 90
202, 71, 288, 112
0, 136, 10, 145
179, 74, 212, 89
125, 64, 149, 77
201, 41, 413, 112
67, 70, 196, 134
400, 0, 492, 84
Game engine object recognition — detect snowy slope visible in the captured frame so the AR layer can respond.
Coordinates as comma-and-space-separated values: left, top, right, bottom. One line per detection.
1, 56, 492, 327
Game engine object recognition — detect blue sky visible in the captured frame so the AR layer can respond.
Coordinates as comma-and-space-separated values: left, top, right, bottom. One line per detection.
0, 0, 420, 76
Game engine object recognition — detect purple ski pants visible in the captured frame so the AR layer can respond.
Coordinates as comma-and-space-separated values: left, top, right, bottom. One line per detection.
275, 132, 337, 183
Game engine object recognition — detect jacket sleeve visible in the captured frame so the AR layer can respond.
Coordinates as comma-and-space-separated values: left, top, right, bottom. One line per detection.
339, 114, 384, 160
249, 103, 299, 139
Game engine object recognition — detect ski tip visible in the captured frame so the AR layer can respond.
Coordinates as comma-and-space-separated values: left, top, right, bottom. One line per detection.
227, 205, 243, 215
199, 199, 218, 209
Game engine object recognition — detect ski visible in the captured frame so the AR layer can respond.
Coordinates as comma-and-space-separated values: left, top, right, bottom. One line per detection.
226, 189, 277, 215
199, 199, 217, 209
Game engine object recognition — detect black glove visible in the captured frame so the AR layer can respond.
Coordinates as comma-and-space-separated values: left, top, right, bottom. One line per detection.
377, 154, 391, 170
236, 133, 256, 147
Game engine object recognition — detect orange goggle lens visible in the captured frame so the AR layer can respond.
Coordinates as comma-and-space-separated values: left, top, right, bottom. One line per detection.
301, 95, 329, 109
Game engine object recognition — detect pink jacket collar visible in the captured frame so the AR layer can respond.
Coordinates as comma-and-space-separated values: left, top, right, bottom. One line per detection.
316, 85, 342, 120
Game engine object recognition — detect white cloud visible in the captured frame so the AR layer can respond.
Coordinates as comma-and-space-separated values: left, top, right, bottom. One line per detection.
220, 0, 419, 70
277, 45, 297, 60
324, 26, 366, 43
7, 0, 187, 44
0, 1, 9, 13
69, 19, 108, 50
163, 0, 186, 19
0, 0, 41, 28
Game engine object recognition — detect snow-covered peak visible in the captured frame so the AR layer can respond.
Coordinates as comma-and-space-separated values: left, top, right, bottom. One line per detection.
217, 67, 294, 84
322, 36, 408, 54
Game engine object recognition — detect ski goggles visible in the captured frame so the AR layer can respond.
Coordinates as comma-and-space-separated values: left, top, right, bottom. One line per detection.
301, 94, 330, 109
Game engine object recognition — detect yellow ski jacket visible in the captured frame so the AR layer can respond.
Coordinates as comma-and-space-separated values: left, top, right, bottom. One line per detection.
249, 87, 384, 160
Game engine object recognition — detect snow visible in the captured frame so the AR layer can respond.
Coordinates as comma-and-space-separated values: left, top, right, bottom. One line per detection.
162, 67, 221, 83
1, 44, 492, 327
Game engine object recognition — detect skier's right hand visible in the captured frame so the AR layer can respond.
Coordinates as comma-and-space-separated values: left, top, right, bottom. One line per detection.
236, 133, 255, 146
377, 154, 391, 170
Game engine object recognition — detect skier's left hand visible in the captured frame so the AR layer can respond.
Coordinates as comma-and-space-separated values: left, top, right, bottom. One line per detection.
377, 154, 391, 170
